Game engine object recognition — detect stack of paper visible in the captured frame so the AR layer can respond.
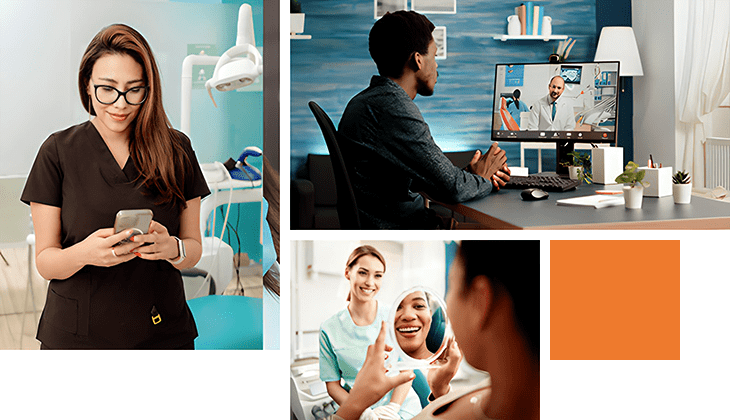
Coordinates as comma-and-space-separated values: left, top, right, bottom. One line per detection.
556, 195, 624, 209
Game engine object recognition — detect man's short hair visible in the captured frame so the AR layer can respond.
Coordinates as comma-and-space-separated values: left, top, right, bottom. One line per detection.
369, 11, 435, 78
549, 75, 565, 85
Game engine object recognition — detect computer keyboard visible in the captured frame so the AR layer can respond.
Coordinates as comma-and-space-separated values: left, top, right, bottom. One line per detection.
503, 175, 581, 192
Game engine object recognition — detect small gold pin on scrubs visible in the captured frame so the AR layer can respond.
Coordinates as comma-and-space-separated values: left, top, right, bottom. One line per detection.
151, 306, 162, 325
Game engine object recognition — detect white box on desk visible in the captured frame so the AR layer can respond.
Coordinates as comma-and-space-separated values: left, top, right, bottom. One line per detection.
592, 147, 623, 184
640, 166, 673, 197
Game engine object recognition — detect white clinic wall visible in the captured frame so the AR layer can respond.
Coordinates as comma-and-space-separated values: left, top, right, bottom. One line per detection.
634, 0, 729, 167
0, 0, 245, 177
632, 0, 677, 166
290, 240, 446, 361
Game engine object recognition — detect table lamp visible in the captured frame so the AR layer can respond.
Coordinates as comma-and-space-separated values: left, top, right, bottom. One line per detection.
594, 26, 643, 91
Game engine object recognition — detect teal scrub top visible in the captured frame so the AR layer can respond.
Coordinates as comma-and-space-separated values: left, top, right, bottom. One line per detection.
319, 302, 421, 418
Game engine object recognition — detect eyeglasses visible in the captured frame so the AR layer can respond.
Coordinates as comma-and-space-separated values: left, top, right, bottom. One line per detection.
93, 84, 148, 105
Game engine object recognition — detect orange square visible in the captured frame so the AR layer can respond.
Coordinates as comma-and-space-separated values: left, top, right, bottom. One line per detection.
550, 240, 680, 360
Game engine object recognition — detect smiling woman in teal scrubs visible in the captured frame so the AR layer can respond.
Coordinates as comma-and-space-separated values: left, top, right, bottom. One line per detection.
21, 24, 209, 349
319, 245, 422, 419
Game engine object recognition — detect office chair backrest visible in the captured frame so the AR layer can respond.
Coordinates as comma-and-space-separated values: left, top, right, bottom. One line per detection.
308, 101, 361, 229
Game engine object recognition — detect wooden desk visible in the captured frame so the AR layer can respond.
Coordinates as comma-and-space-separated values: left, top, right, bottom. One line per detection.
436, 183, 730, 229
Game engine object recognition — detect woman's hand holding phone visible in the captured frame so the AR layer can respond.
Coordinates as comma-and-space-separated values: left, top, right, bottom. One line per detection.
130, 220, 178, 261
79, 228, 140, 267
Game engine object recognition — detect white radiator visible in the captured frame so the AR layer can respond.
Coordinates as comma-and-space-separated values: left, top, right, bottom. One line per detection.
704, 137, 730, 189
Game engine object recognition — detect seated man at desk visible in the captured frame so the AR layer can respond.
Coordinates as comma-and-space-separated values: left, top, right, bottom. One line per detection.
526, 75, 577, 131
338, 11, 510, 229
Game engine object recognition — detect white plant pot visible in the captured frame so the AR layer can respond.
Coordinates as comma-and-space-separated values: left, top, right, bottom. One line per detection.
290, 13, 305, 34
623, 184, 644, 209
673, 183, 692, 204
568, 166, 580, 180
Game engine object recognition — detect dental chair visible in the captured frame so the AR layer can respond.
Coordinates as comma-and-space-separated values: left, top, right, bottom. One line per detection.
412, 369, 431, 409
291, 377, 307, 420
291, 361, 335, 420
187, 294, 262, 349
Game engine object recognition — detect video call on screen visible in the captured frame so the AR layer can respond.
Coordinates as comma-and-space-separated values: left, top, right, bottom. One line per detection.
492, 62, 620, 143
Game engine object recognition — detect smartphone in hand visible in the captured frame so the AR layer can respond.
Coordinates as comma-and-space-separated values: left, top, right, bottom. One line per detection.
113, 209, 153, 246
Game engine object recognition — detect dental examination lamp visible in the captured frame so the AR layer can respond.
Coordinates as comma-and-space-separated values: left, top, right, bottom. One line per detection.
180, 3, 263, 135
205, 3, 262, 107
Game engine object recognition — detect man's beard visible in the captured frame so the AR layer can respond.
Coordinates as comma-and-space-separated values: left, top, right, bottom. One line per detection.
417, 73, 438, 97
417, 85, 435, 97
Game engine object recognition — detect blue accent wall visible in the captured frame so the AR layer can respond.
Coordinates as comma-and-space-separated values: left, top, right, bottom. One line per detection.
291, 0, 599, 178
596, 0, 634, 163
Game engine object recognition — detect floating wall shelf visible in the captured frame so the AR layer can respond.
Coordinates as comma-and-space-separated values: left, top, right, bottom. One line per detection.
492, 35, 568, 41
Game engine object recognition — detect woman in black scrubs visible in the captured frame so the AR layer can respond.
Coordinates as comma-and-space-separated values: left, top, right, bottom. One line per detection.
21, 24, 210, 349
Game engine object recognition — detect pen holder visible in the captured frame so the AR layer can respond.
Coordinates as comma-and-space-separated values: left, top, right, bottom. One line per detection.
591, 147, 623, 184
640, 166, 673, 197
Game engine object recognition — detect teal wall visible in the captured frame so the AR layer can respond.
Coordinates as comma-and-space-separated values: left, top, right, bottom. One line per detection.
173, 0, 264, 263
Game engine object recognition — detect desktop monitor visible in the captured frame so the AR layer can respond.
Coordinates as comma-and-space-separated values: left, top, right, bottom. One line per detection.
492, 61, 620, 174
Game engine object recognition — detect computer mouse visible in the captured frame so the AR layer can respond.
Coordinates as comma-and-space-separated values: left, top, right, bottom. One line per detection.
521, 188, 549, 201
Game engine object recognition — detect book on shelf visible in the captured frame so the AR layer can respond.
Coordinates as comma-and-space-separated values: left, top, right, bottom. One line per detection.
515, 3, 547, 37
517, 4, 527, 35
533, 5, 542, 35
515, 1, 545, 35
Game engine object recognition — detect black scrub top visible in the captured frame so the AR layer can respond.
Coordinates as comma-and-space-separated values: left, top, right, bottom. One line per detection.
21, 121, 210, 349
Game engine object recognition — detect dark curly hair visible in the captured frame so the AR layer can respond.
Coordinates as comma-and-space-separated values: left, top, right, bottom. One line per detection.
369, 11, 435, 78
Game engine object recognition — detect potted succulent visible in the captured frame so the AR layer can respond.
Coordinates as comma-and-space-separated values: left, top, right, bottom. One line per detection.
672, 170, 692, 204
615, 161, 649, 209
560, 151, 592, 184
291, 0, 305, 35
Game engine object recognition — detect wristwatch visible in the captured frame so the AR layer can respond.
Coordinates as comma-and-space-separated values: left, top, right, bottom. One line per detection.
168, 236, 186, 265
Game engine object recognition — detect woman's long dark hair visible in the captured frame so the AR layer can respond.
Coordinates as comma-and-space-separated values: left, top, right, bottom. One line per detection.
263, 155, 280, 297
458, 240, 540, 356
79, 24, 190, 211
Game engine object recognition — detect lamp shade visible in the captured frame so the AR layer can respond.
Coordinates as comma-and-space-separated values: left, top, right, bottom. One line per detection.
594, 26, 644, 77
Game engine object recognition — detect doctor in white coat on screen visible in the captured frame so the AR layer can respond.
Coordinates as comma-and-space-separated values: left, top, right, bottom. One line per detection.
527, 75, 576, 131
